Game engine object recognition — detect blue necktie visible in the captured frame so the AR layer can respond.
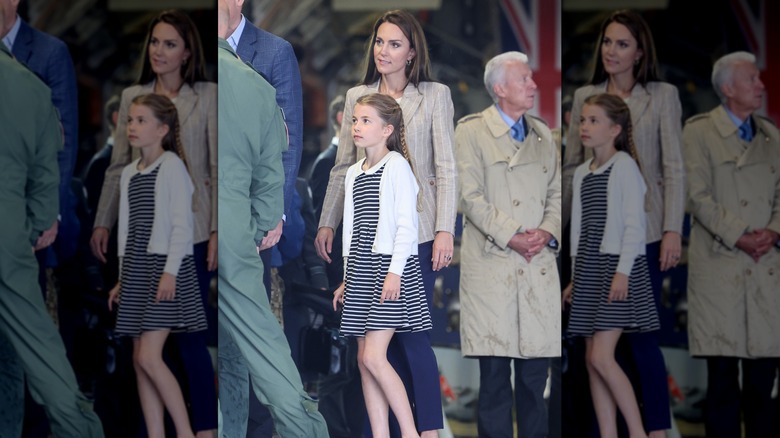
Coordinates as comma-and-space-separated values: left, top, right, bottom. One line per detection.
739, 120, 753, 142
511, 119, 525, 142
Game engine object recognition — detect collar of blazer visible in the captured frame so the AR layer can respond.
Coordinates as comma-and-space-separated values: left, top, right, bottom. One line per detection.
368, 80, 424, 129
10, 19, 33, 64
596, 80, 651, 129
144, 79, 198, 126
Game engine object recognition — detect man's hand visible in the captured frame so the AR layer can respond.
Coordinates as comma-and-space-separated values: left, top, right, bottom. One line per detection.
507, 229, 551, 262
315, 227, 335, 263
34, 220, 59, 251
258, 220, 283, 251
90, 227, 110, 263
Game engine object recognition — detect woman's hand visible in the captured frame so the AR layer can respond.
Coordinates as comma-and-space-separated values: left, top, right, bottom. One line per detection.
432, 231, 454, 271
108, 282, 121, 311
155, 272, 177, 303
608, 272, 629, 303
562, 282, 573, 310
380, 273, 401, 304
659, 231, 682, 271
315, 227, 335, 263
332, 282, 345, 311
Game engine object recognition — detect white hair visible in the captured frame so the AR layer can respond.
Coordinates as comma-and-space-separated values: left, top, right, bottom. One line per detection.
484, 51, 529, 103
711, 51, 756, 103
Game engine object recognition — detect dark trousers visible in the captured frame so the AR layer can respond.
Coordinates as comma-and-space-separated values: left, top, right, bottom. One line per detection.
621, 241, 671, 431
705, 357, 777, 438
172, 240, 218, 432
478, 356, 550, 438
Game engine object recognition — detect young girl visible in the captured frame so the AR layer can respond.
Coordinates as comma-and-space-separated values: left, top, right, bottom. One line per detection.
108, 93, 207, 438
563, 93, 659, 438
332, 93, 431, 438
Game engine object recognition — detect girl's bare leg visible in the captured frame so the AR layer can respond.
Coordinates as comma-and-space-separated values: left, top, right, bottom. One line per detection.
136, 329, 196, 438
357, 337, 391, 437
588, 330, 648, 438
133, 338, 166, 438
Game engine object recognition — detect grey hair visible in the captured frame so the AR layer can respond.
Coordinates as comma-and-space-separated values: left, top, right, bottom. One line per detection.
484, 51, 529, 103
711, 51, 756, 103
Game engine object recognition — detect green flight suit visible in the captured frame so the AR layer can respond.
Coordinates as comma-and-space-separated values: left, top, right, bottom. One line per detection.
0, 45, 104, 437
216, 38, 328, 437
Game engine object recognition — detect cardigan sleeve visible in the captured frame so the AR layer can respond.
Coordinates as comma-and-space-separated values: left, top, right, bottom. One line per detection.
387, 156, 419, 276
162, 157, 195, 276
615, 156, 647, 276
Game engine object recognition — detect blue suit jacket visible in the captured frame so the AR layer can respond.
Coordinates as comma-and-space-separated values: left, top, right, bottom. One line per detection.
13, 19, 80, 263
236, 21, 303, 218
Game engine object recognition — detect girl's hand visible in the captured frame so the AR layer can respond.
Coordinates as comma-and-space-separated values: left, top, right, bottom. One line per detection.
562, 282, 573, 310
155, 273, 176, 303
659, 231, 682, 271
608, 272, 629, 303
108, 282, 121, 311
332, 282, 346, 311
380, 273, 401, 304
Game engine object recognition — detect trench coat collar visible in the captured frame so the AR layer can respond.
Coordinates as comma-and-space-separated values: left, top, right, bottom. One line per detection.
712, 105, 776, 167
369, 80, 424, 129
482, 105, 550, 143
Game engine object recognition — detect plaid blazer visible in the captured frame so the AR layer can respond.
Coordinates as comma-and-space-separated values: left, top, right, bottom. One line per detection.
319, 81, 458, 243
94, 80, 217, 244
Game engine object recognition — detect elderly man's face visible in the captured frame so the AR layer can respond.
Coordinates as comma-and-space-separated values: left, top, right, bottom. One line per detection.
0, 0, 19, 37
724, 60, 765, 115
495, 60, 537, 113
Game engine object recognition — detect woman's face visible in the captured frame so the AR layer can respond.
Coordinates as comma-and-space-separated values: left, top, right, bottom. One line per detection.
600, 22, 642, 78
148, 22, 190, 79
373, 22, 415, 79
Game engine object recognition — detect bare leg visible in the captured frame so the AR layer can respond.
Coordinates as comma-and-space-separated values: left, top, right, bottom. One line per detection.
133, 338, 166, 438
136, 330, 196, 438
357, 337, 391, 437
361, 330, 420, 438
588, 330, 648, 438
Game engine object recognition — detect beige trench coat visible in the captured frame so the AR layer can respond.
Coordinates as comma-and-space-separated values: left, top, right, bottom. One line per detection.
455, 106, 561, 358
683, 105, 780, 358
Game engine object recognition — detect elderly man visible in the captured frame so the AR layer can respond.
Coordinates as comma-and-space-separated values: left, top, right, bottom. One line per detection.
216, 2, 329, 437
0, 7, 103, 436
455, 51, 561, 438
683, 51, 780, 438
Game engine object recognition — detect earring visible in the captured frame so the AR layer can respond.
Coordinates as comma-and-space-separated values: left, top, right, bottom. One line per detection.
634, 58, 640, 65
406, 59, 411, 66
182, 58, 188, 65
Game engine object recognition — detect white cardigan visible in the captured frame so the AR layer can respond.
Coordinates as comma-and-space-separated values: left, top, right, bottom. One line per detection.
118, 151, 194, 276
571, 151, 647, 276
342, 151, 420, 277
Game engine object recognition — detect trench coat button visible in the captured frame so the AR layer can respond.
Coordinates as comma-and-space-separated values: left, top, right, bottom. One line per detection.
771, 166, 776, 173
540, 268, 547, 275
746, 268, 752, 275
204, 180, 210, 186
518, 268, 524, 275
513, 199, 520, 206
741, 199, 748, 207
769, 268, 774, 275
428, 180, 435, 186
542, 166, 548, 173
714, 235, 722, 243
487, 235, 495, 243
537, 136, 541, 141
508, 167, 513, 172
657, 180, 663, 186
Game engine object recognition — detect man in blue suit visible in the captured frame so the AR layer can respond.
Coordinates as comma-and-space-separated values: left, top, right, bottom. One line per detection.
219, 1, 304, 437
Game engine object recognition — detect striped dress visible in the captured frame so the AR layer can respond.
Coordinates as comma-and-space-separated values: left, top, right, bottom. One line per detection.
115, 165, 207, 337
568, 164, 659, 337
339, 164, 431, 337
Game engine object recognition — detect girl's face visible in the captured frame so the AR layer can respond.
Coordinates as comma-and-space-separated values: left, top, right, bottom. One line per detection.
148, 22, 190, 79
127, 104, 169, 150
373, 22, 415, 79
600, 22, 642, 78
579, 103, 620, 149
352, 104, 392, 150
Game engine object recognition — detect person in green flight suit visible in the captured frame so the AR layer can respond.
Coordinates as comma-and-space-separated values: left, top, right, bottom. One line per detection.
0, 8, 105, 437
215, 2, 329, 436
